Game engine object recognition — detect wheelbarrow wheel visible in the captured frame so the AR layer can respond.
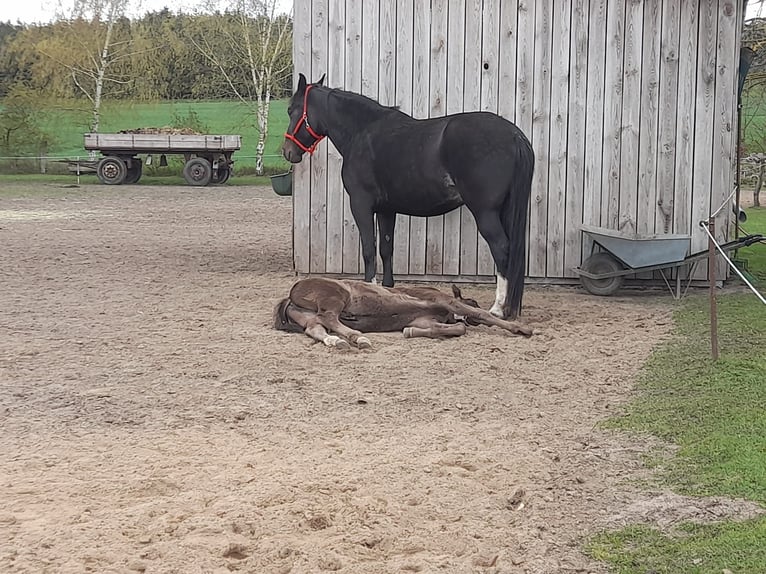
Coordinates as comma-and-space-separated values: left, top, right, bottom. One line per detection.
580, 252, 625, 296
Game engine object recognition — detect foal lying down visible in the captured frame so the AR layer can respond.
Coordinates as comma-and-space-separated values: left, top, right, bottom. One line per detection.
273, 278, 533, 349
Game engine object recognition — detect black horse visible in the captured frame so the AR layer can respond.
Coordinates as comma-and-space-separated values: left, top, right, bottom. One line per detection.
282, 73, 534, 319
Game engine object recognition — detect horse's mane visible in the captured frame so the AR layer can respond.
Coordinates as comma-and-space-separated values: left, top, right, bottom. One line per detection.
326, 87, 402, 116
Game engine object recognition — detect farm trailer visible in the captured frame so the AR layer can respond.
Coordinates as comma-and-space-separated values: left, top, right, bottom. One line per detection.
82, 133, 242, 186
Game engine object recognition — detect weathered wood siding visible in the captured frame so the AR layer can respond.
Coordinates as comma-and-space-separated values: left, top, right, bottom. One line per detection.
292, 0, 744, 281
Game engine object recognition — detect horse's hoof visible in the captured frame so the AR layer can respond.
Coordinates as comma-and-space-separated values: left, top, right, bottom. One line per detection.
489, 305, 504, 319
334, 339, 352, 351
403, 327, 412, 338
356, 336, 372, 349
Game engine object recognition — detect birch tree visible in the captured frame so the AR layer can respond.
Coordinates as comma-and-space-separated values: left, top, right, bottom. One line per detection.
191, 0, 292, 174
37, 0, 134, 136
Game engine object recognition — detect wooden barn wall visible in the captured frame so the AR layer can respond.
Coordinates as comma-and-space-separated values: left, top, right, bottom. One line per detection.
291, 0, 743, 281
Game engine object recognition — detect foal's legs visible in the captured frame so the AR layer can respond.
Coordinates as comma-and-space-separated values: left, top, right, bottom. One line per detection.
285, 305, 352, 349
315, 312, 372, 349
377, 212, 396, 287
402, 318, 467, 339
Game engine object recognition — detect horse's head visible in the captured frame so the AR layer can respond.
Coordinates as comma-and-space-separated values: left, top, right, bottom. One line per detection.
282, 73, 327, 163
451, 285, 482, 326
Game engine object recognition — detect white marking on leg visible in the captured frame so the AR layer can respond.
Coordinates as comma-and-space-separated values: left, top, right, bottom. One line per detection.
489, 273, 508, 318
370, 276, 377, 285
324, 335, 350, 350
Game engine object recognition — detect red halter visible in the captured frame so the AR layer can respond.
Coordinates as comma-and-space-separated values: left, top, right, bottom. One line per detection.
284, 84, 326, 155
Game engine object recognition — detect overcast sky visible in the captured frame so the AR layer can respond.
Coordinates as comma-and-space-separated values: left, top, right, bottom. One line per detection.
3, 0, 766, 26
2, 0, 293, 24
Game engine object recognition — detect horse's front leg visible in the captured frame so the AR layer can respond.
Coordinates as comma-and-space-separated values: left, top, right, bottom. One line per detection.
377, 212, 396, 287
350, 200, 377, 283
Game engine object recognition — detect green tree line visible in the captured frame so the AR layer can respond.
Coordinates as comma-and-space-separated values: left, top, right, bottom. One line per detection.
0, 9, 293, 102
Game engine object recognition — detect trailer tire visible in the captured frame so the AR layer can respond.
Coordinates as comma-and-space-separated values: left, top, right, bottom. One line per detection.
183, 157, 212, 186
124, 159, 142, 184
580, 252, 625, 296
97, 157, 128, 185
211, 165, 231, 184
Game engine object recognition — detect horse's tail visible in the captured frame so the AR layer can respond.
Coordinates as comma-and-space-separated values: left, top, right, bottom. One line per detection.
273, 298, 305, 333
503, 140, 534, 319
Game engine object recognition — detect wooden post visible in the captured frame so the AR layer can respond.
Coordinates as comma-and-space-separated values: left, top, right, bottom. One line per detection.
708, 216, 719, 360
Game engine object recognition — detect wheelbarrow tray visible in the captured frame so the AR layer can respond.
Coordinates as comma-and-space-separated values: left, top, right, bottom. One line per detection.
580, 224, 691, 269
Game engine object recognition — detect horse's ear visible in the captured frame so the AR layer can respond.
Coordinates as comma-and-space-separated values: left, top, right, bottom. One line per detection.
451, 285, 463, 299
297, 73, 307, 92
316, 73, 326, 86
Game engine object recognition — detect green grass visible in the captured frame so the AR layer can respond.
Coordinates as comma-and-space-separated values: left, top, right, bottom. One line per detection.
2, 98, 293, 174
736, 205, 766, 282
586, 206, 766, 573
0, 172, 276, 189
588, 521, 766, 574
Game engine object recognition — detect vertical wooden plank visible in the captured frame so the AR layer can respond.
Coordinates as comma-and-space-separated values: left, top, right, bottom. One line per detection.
691, 0, 717, 275
292, 0, 312, 274
361, 0, 380, 274
655, 0, 680, 235
460, 0, 482, 276
498, 1, 518, 122
443, 0, 466, 276
713, 0, 738, 271
378, 0, 396, 107
563, 0, 588, 278
618, 0, 643, 236
636, 0, 661, 238
528, 0, 552, 277
342, 0, 362, 274
477, 0, 501, 276
325, 0, 345, 273
601, 0, 625, 231
309, 0, 328, 274
545, 0, 571, 278
426, 0, 448, 275
673, 0, 699, 241
393, 0, 413, 276
379, 0, 397, 275
409, 0, 430, 275
582, 0, 607, 259
516, 0, 536, 276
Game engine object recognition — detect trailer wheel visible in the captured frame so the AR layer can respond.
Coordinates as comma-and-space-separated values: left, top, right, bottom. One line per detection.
124, 159, 142, 184
183, 157, 212, 186
211, 165, 231, 184
97, 157, 128, 185
580, 252, 625, 296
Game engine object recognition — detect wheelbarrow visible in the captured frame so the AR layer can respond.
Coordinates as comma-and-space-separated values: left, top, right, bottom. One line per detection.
573, 224, 764, 298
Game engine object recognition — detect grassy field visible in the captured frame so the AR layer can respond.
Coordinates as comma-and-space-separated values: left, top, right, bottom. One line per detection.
2, 99, 293, 175
587, 206, 766, 573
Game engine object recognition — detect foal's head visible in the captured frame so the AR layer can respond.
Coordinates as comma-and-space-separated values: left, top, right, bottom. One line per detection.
282, 73, 326, 163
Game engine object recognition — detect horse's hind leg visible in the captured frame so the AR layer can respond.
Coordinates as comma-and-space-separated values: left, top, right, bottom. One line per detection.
473, 211, 510, 317
377, 212, 396, 287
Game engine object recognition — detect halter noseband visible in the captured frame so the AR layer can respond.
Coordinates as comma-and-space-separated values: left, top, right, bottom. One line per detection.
284, 84, 326, 155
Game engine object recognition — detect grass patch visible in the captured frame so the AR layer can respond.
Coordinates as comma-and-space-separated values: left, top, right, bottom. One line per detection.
1, 99, 293, 173
735, 205, 766, 282
586, 207, 766, 573
0, 172, 276, 191
588, 520, 766, 574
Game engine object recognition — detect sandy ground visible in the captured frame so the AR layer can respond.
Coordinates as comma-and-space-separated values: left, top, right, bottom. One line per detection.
1, 183, 759, 574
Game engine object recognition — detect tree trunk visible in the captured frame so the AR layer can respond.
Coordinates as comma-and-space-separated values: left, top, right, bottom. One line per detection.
756, 161, 764, 208
255, 95, 271, 176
